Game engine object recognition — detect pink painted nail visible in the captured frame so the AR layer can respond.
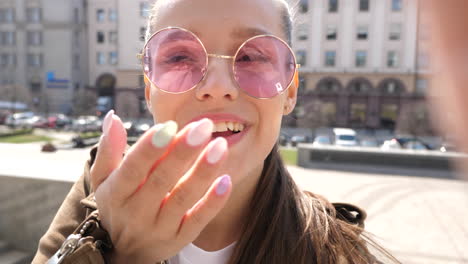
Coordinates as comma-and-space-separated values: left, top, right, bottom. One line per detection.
102, 110, 114, 136
216, 175, 231, 196
186, 119, 213, 147
207, 137, 227, 164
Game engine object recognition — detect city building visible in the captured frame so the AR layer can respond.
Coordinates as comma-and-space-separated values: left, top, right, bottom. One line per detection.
0, 0, 88, 114
85, 0, 151, 119
291, 0, 430, 130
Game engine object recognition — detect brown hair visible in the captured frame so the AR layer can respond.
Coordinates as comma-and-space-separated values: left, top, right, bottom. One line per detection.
145, 1, 400, 263
227, 145, 398, 264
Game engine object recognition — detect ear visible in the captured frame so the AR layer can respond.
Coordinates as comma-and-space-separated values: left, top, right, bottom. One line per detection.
144, 75, 153, 113
283, 70, 299, 115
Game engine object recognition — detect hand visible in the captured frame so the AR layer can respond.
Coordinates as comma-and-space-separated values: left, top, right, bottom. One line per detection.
90, 111, 231, 264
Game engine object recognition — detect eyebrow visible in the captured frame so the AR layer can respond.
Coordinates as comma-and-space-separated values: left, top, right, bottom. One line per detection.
231, 27, 272, 38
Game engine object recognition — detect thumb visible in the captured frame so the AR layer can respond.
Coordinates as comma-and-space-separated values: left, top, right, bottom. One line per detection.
90, 110, 127, 191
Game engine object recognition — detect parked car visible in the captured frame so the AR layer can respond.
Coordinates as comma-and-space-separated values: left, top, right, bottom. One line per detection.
312, 135, 332, 147
278, 133, 291, 146
360, 138, 379, 148
71, 116, 100, 132
291, 135, 310, 147
125, 119, 153, 137
333, 128, 358, 147
381, 139, 402, 150
404, 140, 428, 150
5, 112, 35, 128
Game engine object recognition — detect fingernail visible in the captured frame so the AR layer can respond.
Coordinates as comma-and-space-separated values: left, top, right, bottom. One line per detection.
102, 110, 114, 136
187, 119, 213, 147
216, 175, 231, 196
206, 137, 227, 164
152, 121, 178, 148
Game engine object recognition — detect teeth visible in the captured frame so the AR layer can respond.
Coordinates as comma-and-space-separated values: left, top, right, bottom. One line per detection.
227, 122, 234, 131
212, 121, 245, 132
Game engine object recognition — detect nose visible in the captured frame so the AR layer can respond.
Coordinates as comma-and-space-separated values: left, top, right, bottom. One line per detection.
195, 58, 239, 101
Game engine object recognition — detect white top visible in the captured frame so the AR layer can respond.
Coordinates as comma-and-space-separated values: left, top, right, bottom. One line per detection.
167, 242, 236, 264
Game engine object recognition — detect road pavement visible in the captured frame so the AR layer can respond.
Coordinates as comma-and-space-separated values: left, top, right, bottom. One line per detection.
0, 143, 467, 263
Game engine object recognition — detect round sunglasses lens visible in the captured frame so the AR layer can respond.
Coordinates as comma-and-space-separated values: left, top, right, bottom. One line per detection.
143, 28, 207, 93
234, 36, 296, 98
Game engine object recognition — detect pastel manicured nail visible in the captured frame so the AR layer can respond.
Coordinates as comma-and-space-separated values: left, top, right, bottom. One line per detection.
187, 119, 213, 147
207, 137, 227, 164
152, 121, 178, 148
216, 175, 231, 196
102, 110, 114, 136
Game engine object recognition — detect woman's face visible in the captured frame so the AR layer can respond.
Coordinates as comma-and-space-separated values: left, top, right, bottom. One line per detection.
145, 0, 298, 184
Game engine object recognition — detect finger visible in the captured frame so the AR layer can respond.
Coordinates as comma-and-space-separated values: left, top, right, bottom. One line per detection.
113, 118, 213, 202
155, 137, 228, 233
90, 110, 128, 191
177, 174, 232, 240
122, 119, 214, 216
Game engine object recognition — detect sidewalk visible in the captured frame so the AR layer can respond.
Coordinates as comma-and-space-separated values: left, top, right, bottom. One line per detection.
289, 165, 468, 264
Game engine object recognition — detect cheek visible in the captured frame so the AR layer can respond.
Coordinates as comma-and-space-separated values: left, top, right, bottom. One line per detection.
150, 89, 184, 123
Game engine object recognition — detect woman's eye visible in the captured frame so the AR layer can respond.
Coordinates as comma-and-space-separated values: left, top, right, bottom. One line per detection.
166, 54, 193, 63
236, 53, 269, 63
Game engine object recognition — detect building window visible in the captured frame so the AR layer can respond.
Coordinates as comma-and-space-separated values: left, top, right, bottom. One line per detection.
26, 8, 42, 23
357, 26, 368, 40
27, 31, 43, 46
27, 53, 43, 67
73, 54, 80, 69
297, 24, 308, 41
416, 78, 428, 95
109, 9, 117, 21
296, 50, 307, 66
97, 52, 105, 65
359, 0, 370, 12
140, 27, 147, 41
355, 51, 367, 67
97, 9, 105, 22
2, 32, 16, 45
329, 0, 338, 13
389, 23, 401, 40
325, 51, 336, 67
109, 31, 118, 44
326, 25, 337, 40
0, 8, 15, 23
417, 51, 430, 69
0, 54, 16, 67
392, 0, 402, 11
140, 2, 150, 18
109, 51, 118, 65
299, 0, 308, 13
97, 31, 105, 43
387, 51, 398, 67
74, 8, 79, 23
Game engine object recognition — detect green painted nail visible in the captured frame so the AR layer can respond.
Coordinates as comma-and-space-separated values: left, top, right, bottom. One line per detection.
152, 121, 178, 148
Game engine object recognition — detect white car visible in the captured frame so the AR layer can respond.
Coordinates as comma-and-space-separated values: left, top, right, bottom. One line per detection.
333, 128, 358, 147
312, 135, 332, 146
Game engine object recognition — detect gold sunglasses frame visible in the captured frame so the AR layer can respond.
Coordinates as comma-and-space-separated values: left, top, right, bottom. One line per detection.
139, 26, 300, 99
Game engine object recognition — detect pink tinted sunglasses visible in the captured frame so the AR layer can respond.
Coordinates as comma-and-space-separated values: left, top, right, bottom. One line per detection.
141, 27, 299, 99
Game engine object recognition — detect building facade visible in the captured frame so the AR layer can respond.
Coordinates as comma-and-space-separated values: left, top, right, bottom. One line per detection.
0, 0, 88, 114
86, 0, 151, 119
291, 0, 429, 130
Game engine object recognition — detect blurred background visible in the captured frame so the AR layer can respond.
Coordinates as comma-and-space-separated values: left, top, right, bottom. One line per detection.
0, 0, 467, 264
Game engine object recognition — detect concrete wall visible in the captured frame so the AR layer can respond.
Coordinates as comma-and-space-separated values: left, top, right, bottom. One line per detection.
298, 144, 465, 171
0, 175, 72, 253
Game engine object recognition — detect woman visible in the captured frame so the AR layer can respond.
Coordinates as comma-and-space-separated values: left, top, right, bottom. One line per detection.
34, 0, 397, 263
